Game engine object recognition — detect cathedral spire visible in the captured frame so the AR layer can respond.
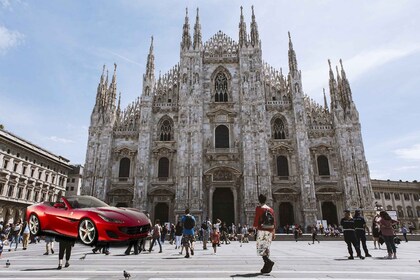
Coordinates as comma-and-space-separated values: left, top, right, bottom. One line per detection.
108, 63, 117, 110
239, 6, 248, 48
288, 31, 298, 73
145, 36, 155, 80
250, 5, 259, 47
340, 59, 353, 103
328, 59, 337, 108
181, 7, 191, 50
193, 8, 202, 50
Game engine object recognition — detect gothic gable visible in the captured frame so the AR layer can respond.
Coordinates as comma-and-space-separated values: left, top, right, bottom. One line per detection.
203, 31, 239, 63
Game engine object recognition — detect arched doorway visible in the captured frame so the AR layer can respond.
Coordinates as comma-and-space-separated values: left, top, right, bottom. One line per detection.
322, 201, 338, 226
212, 188, 234, 225
279, 202, 294, 227
154, 202, 169, 224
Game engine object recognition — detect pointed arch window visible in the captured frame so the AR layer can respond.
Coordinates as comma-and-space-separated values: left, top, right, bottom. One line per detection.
276, 156, 289, 178
119, 158, 130, 180
272, 118, 286, 139
317, 155, 330, 176
158, 157, 169, 179
159, 119, 173, 141
214, 72, 228, 102
215, 125, 229, 148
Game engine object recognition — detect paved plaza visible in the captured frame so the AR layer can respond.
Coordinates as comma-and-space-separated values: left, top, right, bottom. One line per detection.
0, 238, 419, 280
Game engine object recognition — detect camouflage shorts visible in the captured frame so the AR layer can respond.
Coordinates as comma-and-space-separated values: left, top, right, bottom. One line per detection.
181, 235, 195, 247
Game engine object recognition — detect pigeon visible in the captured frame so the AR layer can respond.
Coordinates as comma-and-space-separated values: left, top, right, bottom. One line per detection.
79, 253, 87, 260
123, 270, 131, 280
6, 260, 10, 268
308, 242, 311, 245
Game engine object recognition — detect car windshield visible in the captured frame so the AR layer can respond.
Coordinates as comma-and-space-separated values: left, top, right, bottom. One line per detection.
64, 196, 109, 209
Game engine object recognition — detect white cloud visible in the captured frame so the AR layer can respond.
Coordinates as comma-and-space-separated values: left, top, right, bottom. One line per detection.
0, 0, 11, 8
394, 144, 420, 161
302, 44, 420, 99
0, 25, 24, 54
47, 136, 74, 144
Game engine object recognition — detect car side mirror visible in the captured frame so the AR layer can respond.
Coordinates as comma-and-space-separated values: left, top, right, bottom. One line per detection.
53, 202, 66, 209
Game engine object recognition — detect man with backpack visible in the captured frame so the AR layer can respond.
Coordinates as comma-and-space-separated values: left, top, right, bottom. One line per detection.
181, 209, 196, 258
253, 194, 276, 274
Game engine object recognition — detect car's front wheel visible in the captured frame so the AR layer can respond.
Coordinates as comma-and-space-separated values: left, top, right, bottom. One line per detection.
78, 218, 97, 245
28, 213, 41, 236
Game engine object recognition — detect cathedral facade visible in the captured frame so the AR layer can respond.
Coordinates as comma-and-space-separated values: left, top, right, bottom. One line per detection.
82, 7, 374, 230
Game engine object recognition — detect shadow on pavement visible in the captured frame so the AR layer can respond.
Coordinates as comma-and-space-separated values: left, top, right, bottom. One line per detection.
22, 267, 60, 271
230, 272, 266, 277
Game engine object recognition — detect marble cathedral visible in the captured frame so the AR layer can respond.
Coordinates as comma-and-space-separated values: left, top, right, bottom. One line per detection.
82, 7, 375, 229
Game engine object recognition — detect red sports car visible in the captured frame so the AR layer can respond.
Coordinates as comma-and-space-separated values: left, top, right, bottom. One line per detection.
26, 195, 151, 245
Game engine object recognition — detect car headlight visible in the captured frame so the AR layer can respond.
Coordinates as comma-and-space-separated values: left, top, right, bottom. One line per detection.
98, 214, 125, 224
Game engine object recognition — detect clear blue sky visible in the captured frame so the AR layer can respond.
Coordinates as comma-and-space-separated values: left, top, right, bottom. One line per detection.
1, 0, 419, 181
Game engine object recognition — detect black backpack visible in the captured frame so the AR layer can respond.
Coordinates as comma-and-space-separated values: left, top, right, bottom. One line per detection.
183, 215, 195, 230
201, 222, 208, 230
259, 208, 275, 230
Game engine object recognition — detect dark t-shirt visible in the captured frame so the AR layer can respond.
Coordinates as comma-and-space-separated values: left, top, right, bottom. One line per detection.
340, 218, 355, 230
353, 216, 366, 229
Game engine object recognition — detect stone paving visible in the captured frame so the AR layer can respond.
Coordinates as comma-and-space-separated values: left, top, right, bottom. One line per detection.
0, 238, 419, 280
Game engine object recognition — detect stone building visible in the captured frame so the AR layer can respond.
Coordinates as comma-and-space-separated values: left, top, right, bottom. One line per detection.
66, 164, 84, 196
82, 7, 375, 229
0, 129, 71, 223
372, 179, 420, 229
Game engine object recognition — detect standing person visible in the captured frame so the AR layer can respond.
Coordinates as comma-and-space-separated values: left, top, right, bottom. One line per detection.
21, 221, 30, 250
8, 219, 22, 251
220, 222, 230, 244
210, 226, 220, 254
401, 224, 408, 242
372, 212, 381, 249
311, 225, 320, 244
353, 210, 372, 257
253, 193, 276, 274
181, 208, 196, 258
44, 235, 55, 255
56, 235, 75, 269
148, 219, 162, 253
377, 210, 399, 259
174, 221, 183, 250
340, 210, 364, 260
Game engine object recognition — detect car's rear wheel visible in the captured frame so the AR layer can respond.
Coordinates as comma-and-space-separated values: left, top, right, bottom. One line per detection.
78, 218, 97, 245
28, 213, 41, 236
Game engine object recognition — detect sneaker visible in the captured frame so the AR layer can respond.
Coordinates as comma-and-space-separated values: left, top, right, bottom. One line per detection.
43, 252, 49, 255
185, 254, 190, 258
365, 254, 372, 257
348, 256, 354, 260
51, 249, 54, 254
393, 254, 397, 259
92, 249, 98, 254
265, 260, 274, 273
359, 256, 365, 260
64, 262, 70, 268
384, 255, 392, 259
190, 249, 194, 255
57, 265, 62, 270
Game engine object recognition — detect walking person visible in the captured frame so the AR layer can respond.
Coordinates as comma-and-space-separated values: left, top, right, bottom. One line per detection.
181, 208, 196, 258
293, 225, 299, 242
56, 235, 75, 269
341, 210, 364, 260
353, 210, 372, 257
377, 210, 399, 259
8, 219, 22, 251
401, 224, 408, 242
201, 219, 209, 250
0, 234, 6, 258
210, 226, 220, 254
125, 239, 140, 255
44, 235, 55, 255
253, 193, 276, 274
311, 224, 320, 244
148, 219, 162, 253
21, 221, 30, 250
174, 221, 183, 250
